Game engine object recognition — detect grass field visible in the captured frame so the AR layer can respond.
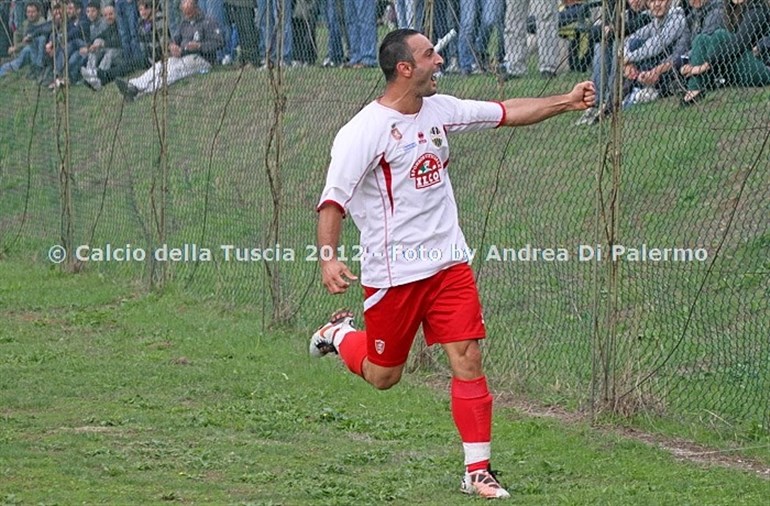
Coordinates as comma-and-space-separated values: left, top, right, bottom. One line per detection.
1, 61, 769, 462
1, 258, 770, 505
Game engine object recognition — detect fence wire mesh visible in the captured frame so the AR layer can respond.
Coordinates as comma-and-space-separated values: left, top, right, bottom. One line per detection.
1, 0, 769, 442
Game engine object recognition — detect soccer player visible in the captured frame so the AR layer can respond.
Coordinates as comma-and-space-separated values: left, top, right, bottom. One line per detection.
310, 28, 595, 499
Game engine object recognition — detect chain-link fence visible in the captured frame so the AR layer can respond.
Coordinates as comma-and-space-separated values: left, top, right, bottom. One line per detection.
1, 0, 768, 444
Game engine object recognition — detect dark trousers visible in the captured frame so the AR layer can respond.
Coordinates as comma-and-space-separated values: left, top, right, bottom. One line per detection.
227, 4, 260, 65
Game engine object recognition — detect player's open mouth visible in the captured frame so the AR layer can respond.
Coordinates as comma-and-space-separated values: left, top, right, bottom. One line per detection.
431, 73, 439, 82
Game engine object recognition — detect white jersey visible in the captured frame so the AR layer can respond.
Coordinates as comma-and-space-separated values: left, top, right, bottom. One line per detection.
318, 94, 505, 288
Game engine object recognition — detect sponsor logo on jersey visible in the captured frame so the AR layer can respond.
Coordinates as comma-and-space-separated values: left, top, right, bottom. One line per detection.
417, 131, 427, 144
375, 339, 386, 354
390, 124, 402, 141
430, 126, 443, 147
409, 153, 442, 190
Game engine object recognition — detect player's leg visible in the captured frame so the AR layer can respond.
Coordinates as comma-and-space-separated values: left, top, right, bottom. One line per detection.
426, 264, 509, 499
309, 284, 424, 390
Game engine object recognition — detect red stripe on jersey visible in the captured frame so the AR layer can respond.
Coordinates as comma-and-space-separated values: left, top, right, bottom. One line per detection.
378, 156, 395, 215
495, 101, 506, 127
317, 200, 346, 216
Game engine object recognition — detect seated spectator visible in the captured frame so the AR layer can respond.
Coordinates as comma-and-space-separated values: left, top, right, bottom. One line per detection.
58, 0, 91, 85
79, 3, 123, 82
755, 34, 770, 66
669, 0, 725, 80
621, 0, 686, 108
680, 0, 770, 105
0, 0, 47, 80
83, 0, 167, 90
576, 0, 650, 125
40, 2, 67, 87
116, 0, 223, 101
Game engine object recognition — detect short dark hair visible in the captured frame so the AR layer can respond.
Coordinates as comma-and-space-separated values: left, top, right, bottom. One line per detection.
137, 0, 156, 9
86, 0, 100, 9
25, 0, 43, 12
379, 29, 421, 82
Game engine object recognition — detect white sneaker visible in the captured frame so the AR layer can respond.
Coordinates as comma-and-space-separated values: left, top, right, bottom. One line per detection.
575, 107, 598, 126
634, 86, 660, 104
461, 468, 511, 499
80, 66, 95, 79
309, 309, 355, 358
84, 75, 102, 91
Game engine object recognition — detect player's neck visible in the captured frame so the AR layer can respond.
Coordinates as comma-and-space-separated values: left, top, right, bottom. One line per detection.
378, 86, 423, 115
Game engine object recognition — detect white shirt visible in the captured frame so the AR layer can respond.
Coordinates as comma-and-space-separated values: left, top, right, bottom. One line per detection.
318, 94, 505, 288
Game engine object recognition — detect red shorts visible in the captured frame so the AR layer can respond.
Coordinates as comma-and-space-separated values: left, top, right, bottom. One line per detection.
362, 263, 486, 368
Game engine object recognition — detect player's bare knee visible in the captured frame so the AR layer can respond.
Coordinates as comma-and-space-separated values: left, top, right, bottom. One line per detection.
364, 366, 403, 390
369, 374, 401, 390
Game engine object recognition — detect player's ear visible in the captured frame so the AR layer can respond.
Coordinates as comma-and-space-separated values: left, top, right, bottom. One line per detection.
396, 61, 413, 78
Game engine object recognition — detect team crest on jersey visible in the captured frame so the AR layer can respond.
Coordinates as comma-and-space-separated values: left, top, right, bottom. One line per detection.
430, 126, 443, 147
375, 339, 386, 354
410, 153, 443, 189
390, 124, 402, 141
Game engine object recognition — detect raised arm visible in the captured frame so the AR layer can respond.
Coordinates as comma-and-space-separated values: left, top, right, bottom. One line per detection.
500, 81, 596, 127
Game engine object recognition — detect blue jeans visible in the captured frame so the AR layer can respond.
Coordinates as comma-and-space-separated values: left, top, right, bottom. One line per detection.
325, 0, 346, 64
115, 0, 142, 60
199, 0, 232, 61
0, 36, 45, 77
257, 0, 293, 64
344, 0, 376, 66
591, 40, 618, 106
395, 0, 424, 30
458, 0, 504, 72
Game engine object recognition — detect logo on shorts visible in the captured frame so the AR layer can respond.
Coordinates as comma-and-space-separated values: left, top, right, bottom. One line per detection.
375, 339, 386, 354
409, 153, 442, 189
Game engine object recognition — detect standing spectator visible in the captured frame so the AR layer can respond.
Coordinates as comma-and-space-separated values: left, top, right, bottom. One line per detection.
680, 0, 770, 105
458, 0, 504, 75
0, 0, 47, 79
257, 0, 293, 67
344, 0, 377, 67
395, 0, 423, 29
622, 0, 686, 107
504, 0, 560, 78
116, 0, 223, 100
115, 0, 141, 60
321, 0, 346, 66
224, 0, 260, 67
200, 0, 231, 63
292, 0, 319, 65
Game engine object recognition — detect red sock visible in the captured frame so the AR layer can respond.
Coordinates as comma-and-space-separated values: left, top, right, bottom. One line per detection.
337, 331, 367, 377
451, 376, 493, 472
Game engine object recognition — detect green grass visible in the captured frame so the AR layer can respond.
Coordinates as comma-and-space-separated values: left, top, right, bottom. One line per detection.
1, 63, 769, 455
1, 258, 770, 505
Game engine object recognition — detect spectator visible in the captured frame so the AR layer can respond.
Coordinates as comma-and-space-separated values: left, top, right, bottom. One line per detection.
458, 0, 504, 75
292, 0, 318, 65
0, 0, 12, 57
395, 0, 424, 29
115, 0, 141, 61
257, 0, 293, 67
59, 0, 91, 85
621, 0, 686, 107
224, 0, 260, 67
0, 0, 47, 80
504, 0, 560, 78
83, 0, 167, 90
576, 0, 650, 125
115, 0, 223, 101
39, 2, 67, 87
344, 0, 377, 67
680, 0, 770, 105
199, 0, 231, 63
321, 0, 346, 67
78, 3, 123, 86
755, 34, 770, 66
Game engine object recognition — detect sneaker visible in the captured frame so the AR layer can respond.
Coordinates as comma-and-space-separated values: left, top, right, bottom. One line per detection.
116, 79, 139, 101
634, 86, 659, 104
80, 66, 96, 79
309, 309, 355, 358
575, 107, 598, 126
83, 75, 102, 91
461, 468, 511, 499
